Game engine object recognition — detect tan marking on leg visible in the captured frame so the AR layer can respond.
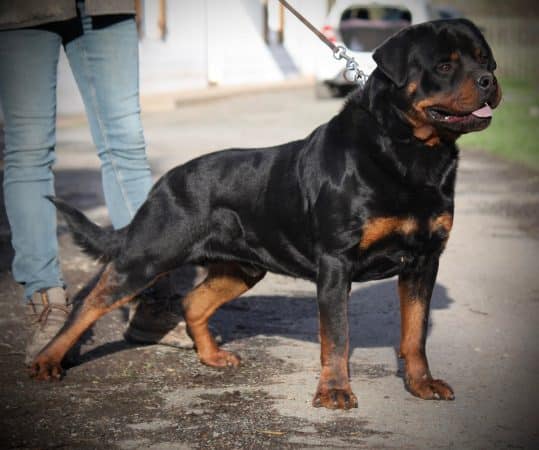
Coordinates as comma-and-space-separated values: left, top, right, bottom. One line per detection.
398, 277, 454, 400
31, 265, 163, 380
314, 320, 356, 409
398, 283, 429, 380
182, 263, 264, 367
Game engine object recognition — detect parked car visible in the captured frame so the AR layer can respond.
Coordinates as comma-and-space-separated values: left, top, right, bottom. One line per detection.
315, 0, 434, 98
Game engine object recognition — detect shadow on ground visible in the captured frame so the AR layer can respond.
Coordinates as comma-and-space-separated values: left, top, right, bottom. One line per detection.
61, 270, 453, 376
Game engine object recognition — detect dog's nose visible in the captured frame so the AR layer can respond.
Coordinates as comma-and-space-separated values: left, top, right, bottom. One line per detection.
476, 73, 494, 90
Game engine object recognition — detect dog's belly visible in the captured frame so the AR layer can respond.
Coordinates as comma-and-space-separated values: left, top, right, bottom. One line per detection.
193, 208, 317, 279
352, 246, 413, 281
196, 238, 317, 279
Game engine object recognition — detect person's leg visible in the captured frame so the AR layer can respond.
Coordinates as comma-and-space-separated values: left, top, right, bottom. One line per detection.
0, 29, 64, 298
64, 7, 193, 349
0, 29, 71, 365
65, 9, 152, 229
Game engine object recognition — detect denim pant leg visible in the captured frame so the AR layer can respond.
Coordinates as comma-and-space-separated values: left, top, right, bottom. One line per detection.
0, 30, 64, 299
65, 15, 152, 230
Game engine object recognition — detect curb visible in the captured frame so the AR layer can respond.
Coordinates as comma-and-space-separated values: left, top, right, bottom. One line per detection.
54, 77, 315, 128
142, 77, 315, 111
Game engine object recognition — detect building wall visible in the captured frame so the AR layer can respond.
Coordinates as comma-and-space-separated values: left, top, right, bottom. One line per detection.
55, 0, 330, 115
2, 0, 535, 117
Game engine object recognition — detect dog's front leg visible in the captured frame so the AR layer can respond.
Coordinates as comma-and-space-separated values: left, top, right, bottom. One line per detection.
313, 255, 358, 410
398, 257, 454, 400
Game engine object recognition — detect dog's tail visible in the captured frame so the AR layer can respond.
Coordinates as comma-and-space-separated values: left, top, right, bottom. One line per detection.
47, 196, 123, 263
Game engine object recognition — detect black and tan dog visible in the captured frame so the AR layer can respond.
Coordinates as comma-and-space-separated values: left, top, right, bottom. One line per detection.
31, 19, 501, 410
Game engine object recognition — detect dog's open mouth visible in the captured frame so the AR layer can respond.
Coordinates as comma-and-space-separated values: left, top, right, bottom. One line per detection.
427, 103, 494, 132
428, 103, 493, 124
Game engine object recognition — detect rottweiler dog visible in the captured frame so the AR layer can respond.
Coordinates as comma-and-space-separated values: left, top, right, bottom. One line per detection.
31, 19, 501, 410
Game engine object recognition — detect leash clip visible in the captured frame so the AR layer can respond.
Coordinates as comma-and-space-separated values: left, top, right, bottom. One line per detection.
332, 45, 348, 61
333, 45, 368, 86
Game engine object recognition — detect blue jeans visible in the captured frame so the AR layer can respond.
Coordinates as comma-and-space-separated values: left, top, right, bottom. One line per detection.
0, 16, 152, 299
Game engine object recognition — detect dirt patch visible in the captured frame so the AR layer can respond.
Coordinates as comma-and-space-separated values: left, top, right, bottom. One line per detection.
350, 362, 395, 380
149, 389, 390, 450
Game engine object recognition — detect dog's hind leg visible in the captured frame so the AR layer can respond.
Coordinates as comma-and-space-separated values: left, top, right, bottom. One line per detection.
182, 262, 265, 368
30, 263, 164, 380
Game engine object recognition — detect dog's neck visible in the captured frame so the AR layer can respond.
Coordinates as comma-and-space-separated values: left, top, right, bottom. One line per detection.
353, 71, 463, 146
335, 72, 459, 189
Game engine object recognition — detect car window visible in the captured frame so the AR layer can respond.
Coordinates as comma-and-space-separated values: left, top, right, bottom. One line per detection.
339, 6, 412, 52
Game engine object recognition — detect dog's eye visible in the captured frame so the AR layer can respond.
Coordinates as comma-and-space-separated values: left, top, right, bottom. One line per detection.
437, 62, 453, 74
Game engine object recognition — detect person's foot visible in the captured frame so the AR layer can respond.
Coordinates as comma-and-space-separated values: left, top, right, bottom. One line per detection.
124, 296, 195, 349
25, 287, 70, 366
125, 268, 218, 350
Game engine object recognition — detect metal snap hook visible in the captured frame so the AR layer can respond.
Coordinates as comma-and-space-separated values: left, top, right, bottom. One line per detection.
333, 45, 348, 61
344, 60, 360, 83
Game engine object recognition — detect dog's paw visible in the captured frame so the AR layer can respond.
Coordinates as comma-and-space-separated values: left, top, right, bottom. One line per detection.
200, 349, 241, 368
29, 356, 64, 381
406, 376, 454, 400
312, 388, 358, 410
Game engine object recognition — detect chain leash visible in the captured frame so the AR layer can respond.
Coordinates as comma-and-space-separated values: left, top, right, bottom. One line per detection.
277, 0, 368, 86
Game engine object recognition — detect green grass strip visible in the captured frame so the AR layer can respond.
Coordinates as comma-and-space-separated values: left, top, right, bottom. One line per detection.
460, 78, 539, 169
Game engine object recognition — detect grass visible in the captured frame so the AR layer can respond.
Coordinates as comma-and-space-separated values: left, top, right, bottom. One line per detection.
459, 78, 539, 169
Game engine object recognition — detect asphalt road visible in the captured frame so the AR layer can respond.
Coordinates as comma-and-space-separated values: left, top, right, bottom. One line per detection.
0, 86, 538, 449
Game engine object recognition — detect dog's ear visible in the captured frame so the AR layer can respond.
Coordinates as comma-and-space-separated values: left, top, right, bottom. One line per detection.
372, 29, 411, 88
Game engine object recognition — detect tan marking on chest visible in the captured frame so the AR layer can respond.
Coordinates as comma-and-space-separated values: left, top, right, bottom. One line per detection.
429, 213, 453, 234
359, 217, 419, 250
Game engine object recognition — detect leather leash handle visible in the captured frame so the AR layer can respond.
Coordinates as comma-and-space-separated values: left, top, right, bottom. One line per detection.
277, 0, 338, 53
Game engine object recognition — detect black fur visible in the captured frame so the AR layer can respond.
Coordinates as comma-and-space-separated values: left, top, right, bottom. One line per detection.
47, 196, 123, 262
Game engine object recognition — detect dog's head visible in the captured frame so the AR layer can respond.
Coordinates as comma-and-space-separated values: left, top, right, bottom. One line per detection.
372, 19, 502, 145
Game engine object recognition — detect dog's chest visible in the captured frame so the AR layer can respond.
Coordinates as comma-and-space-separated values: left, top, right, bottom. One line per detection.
352, 212, 452, 280
358, 212, 453, 251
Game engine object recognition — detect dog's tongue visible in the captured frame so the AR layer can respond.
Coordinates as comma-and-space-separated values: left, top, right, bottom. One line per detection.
471, 104, 493, 118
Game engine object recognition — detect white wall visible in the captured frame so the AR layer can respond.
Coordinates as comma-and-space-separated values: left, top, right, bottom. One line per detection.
205, 0, 283, 86
279, 0, 329, 75
139, 0, 208, 93
51, 0, 329, 115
